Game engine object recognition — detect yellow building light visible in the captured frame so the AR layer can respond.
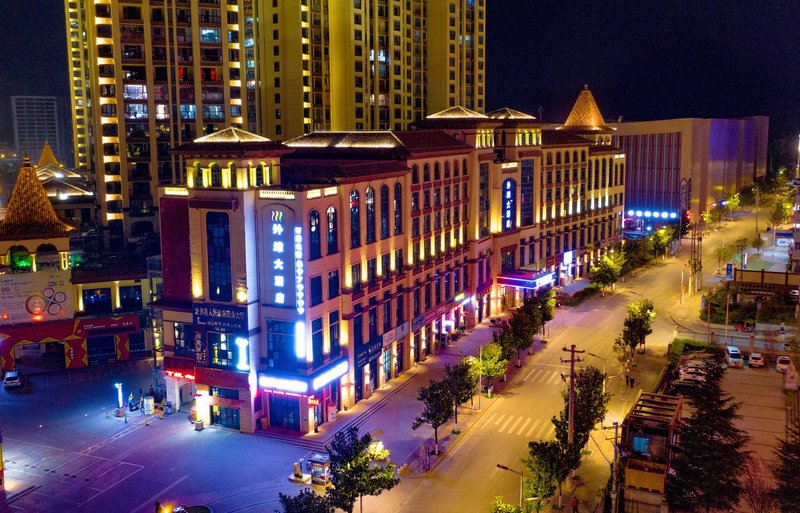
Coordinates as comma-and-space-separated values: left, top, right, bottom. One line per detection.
164, 187, 189, 196
306, 189, 322, 199
323, 187, 338, 197
106, 213, 123, 221
259, 190, 295, 200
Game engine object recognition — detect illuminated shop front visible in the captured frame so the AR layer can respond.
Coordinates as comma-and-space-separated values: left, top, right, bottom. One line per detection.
259, 358, 348, 433
496, 271, 555, 302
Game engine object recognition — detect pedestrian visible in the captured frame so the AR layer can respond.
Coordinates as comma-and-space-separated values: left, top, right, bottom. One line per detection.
154, 501, 161, 513
139, 387, 143, 396
630, 375, 636, 388
625, 375, 631, 388
570, 495, 579, 512
149, 385, 155, 396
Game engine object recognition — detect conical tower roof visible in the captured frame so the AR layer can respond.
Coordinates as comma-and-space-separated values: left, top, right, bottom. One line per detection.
0, 156, 75, 241
560, 85, 614, 133
36, 141, 59, 168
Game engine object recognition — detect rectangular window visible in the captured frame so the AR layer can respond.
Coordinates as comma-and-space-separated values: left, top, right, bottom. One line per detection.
367, 258, 377, 287
310, 276, 323, 306
174, 323, 196, 357
206, 212, 232, 302
351, 263, 362, 294
521, 159, 534, 226
396, 288, 405, 324
328, 270, 340, 299
266, 320, 296, 371
209, 332, 234, 368
479, 163, 490, 237
383, 292, 392, 332
119, 285, 142, 311
82, 288, 112, 315
329, 311, 341, 357
312, 317, 324, 365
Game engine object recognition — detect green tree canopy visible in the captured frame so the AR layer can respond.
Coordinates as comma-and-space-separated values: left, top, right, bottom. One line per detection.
444, 360, 478, 424
552, 365, 611, 449
772, 419, 800, 512
527, 439, 577, 499
768, 199, 791, 227
620, 299, 655, 357
507, 311, 537, 366
412, 379, 454, 455
479, 342, 509, 384
276, 489, 333, 513
588, 253, 624, 295
327, 427, 399, 513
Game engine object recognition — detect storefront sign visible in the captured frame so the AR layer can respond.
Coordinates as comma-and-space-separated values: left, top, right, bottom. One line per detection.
165, 370, 196, 381
194, 365, 249, 389
311, 359, 348, 390
382, 321, 409, 347
0, 270, 73, 326
194, 328, 207, 365
546, 257, 556, 267
355, 338, 382, 368
497, 272, 554, 290
76, 315, 139, 336
193, 303, 247, 331
412, 315, 425, 333
264, 206, 299, 309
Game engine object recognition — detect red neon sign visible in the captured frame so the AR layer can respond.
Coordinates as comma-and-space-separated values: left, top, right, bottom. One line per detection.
166, 370, 196, 381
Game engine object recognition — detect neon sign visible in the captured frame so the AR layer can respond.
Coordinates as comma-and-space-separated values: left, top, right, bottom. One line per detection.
311, 360, 348, 390
271, 209, 288, 305
294, 226, 305, 315
502, 179, 516, 231
235, 337, 249, 371
166, 370, 196, 381
259, 375, 308, 394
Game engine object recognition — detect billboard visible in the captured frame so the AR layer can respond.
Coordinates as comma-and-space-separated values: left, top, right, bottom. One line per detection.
0, 270, 73, 326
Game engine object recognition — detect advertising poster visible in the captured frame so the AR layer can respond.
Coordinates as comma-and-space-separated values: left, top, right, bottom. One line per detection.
0, 270, 73, 326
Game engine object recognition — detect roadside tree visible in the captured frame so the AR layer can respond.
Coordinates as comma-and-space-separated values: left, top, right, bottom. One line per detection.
327, 427, 399, 513
412, 378, 454, 455
527, 439, 576, 504
552, 366, 610, 448
772, 419, 800, 512
751, 234, 765, 254
444, 360, 478, 425
479, 342, 509, 391
621, 299, 655, 357
651, 226, 673, 259
768, 200, 791, 228
276, 489, 333, 513
588, 253, 624, 295
508, 311, 537, 366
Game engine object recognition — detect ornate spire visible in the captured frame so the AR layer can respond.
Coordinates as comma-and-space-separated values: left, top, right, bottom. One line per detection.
0, 156, 75, 240
36, 141, 60, 168
561, 85, 613, 132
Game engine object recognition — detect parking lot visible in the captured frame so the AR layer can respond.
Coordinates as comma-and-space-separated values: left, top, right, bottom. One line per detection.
722, 362, 786, 465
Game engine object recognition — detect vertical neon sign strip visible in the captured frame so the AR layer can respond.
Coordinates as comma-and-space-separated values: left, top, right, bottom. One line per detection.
294, 226, 305, 315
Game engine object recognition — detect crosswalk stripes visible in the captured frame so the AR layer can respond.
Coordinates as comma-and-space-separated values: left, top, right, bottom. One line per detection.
480, 412, 554, 439
522, 367, 567, 385
545, 371, 561, 385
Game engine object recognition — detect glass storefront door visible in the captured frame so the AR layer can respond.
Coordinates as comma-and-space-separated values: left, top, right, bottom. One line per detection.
211, 405, 240, 430
382, 349, 391, 382
269, 393, 300, 431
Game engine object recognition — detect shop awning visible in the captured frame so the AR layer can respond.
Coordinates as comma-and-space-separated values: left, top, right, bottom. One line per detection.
496, 270, 554, 290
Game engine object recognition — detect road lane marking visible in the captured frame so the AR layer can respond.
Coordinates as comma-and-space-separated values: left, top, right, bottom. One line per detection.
498, 416, 514, 433
544, 424, 555, 440
507, 417, 523, 434
526, 419, 541, 437
546, 371, 561, 385
516, 418, 532, 435
528, 369, 545, 382
494, 413, 506, 425
523, 367, 538, 380
131, 475, 189, 513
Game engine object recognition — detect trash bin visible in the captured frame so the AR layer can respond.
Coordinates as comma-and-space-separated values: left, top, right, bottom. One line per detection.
194, 419, 204, 431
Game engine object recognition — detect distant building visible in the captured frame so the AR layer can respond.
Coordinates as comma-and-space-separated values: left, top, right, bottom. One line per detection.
610, 116, 768, 231
34, 142, 95, 231
11, 96, 68, 166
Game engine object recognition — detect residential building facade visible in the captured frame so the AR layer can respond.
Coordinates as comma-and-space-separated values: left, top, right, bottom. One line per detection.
11, 96, 69, 167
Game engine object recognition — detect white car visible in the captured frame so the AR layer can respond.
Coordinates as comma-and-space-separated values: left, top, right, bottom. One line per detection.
776, 355, 791, 373
3, 370, 22, 389
748, 353, 765, 368
726, 346, 744, 368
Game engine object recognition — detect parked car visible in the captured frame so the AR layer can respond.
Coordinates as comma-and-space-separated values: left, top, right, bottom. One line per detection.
748, 353, 765, 368
776, 355, 791, 373
3, 370, 22, 389
726, 346, 744, 368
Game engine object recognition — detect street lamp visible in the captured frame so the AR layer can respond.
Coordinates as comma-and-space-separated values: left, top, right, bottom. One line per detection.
114, 382, 124, 409
585, 351, 607, 396
496, 463, 523, 507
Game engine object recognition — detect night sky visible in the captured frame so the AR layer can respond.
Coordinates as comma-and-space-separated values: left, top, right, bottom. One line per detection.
1, 1, 799, 148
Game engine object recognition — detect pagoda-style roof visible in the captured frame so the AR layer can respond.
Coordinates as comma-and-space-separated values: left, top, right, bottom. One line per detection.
194, 126, 271, 143
0, 156, 76, 241
427, 106, 488, 119
36, 141, 59, 168
287, 131, 403, 149
559, 85, 615, 133
486, 107, 536, 120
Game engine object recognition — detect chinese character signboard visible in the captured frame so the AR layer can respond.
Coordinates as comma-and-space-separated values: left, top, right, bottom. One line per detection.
192, 303, 248, 331
264, 206, 300, 310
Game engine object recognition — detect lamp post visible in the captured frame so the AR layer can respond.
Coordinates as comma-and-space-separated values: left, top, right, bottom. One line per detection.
585, 351, 607, 396
496, 463, 523, 507
114, 382, 123, 409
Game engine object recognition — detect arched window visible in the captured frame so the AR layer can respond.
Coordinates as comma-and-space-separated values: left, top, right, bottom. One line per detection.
229, 163, 237, 188
309, 210, 321, 260
502, 178, 516, 231
462, 159, 467, 177
434, 163, 441, 180
546, 153, 553, 166
365, 186, 376, 243
254, 164, 264, 186
565, 151, 570, 164
195, 163, 203, 187
573, 151, 579, 163
393, 183, 403, 235
380, 185, 390, 239
444, 162, 450, 179
350, 189, 361, 248
412, 165, 419, 184
454, 160, 460, 177
423, 164, 430, 182
555, 153, 562, 165
210, 163, 222, 187
327, 206, 338, 254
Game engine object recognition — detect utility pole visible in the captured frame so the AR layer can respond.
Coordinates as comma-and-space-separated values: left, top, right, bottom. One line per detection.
561, 344, 585, 444
602, 421, 621, 513
755, 186, 760, 233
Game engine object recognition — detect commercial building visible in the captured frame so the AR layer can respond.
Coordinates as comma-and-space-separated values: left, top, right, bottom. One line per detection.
63, 0, 486, 250
11, 96, 69, 167
0, 157, 157, 374
154, 101, 624, 434
33, 142, 96, 232
610, 116, 768, 232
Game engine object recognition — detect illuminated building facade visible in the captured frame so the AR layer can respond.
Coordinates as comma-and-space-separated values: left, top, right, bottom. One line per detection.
156, 102, 624, 435
64, 0, 259, 252
0, 157, 156, 374
610, 116, 768, 232
261, 0, 485, 140
64, 0, 485, 251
